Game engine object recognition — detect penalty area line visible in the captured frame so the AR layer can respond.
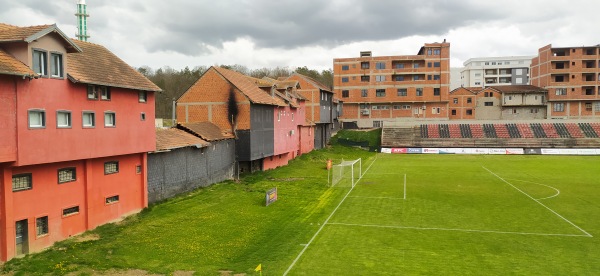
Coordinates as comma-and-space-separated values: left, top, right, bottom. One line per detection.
328, 222, 591, 238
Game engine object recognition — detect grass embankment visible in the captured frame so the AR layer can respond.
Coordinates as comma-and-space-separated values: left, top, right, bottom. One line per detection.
331, 128, 381, 149
2, 144, 375, 275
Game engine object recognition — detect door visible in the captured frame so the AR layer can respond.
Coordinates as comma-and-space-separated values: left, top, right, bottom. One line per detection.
15, 219, 29, 255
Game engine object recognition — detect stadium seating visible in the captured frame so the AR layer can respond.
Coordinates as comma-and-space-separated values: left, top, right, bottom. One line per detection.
428, 124, 440, 138
448, 124, 462, 138
439, 124, 450, 138
565, 123, 585, 138
542, 123, 559, 138
506, 124, 522, 138
530, 123, 547, 138
459, 124, 473, 138
553, 123, 572, 138
483, 124, 497, 138
470, 124, 485, 138
591, 123, 600, 137
420, 124, 429, 138
517, 123, 535, 138
494, 124, 511, 138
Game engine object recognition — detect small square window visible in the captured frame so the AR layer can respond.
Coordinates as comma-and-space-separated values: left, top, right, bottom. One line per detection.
63, 206, 80, 217
87, 85, 98, 100
361, 62, 370, 69
58, 167, 76, 184
28, 110, 46, 128
104, 161, 119, 174
32, 50, 47, 76
141, 112, 146, 121
342, 90, 349, 98
453, 98, 458, 104
451, 109, 456, 115
136, 165, 142, 174
361, 76, 370, 82
467, 98, 472, 103
416, 88, 423, 96
106, 195, 120, 204
82, 112, 95, 128
361, 89, 368, 97
375, 75, 385, 82
100, 87, 111, 100
376, 62, 385, 69
341, 65, 349, 71
56, 111, 71, 128
36, 216, 49, 236
12, 173, 32, 191
138, 91, 147, 103
341, 77, 349, 83
397, 88, 407, 96
104, 112, 116, 127
375, 89, 386, 97
433, 88, 440, 96
50, 53, 63, 78
466, 109, 473, 115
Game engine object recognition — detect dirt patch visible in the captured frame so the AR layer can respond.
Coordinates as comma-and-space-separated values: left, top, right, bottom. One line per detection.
269, 177, 304, 181
73, 233, 100, 242
173, 271, 195, 276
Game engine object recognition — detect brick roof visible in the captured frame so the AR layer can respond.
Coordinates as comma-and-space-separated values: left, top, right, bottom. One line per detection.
178, 121, 234, 141
212, 66, 280, 105
0, 49, 36, 77
449, 87, 483, 94
155, 128, 209, 151
288, 73, 332, 93
486, 85, 547, 94
67, 39, 161, 92
0, 23, 81, 52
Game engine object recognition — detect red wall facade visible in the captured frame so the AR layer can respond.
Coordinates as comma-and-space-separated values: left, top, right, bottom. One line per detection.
0, 75, 17, 162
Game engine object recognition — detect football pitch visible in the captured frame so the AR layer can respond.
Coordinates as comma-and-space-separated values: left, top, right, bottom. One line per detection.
284, 154, 600, 275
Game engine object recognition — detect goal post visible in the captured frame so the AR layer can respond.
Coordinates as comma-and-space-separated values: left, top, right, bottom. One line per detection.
330, 158, 362, 188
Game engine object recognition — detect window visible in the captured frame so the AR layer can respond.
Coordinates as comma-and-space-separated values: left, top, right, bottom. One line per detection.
402, 105, 411, 110
393, 105, 402, 110
453, 98, 458, 104
100, 87, 111, 100
87, 85, 98, 100
63, 206, 79, 217
58, 167, 76, 183
466, 109, 473, 115
512, 108, 518, 114
467, 98, 472, 103
530, 108, 539, 113
361, 76, 370, 82
475, 82, 481, 86
433, 49, 441, 55
376, 62, 385, 69
104, 161, 119, 174
484, 102, 493, 106
427, 49, 432, 55
341, 65, 349, 71
395, 75, 404, 81
416, 88, 423, 96
375, 75, 385, 82
82, 112, 95, 127
397, 88, 407, 96
433, 62, 440, 67
342, 90, 349, 98
28, 110, 45, 128
432, 107, 440, 114
136, 165, 142, 174
451, 109, 456, 115
413, 63, 419, 69
428, 75, 432, 80
427, 62, 432, 68
361, 89, 368, 97
484, 62, 490, 65
555, 88, 567, 95
361, 62, 369, 69
56, 111, 71, 128
138, 91, 147, 103
50, 53, 63, 78
376, 89, 386, 97
106, 195, 120, 204
433, 75, 440, 80
433, 88, 440, 96
395, 63, 405, 69
359, 103, 369, 109
36, 216, 49, 236
12, 173, 32, 191
553, 103, 565, 112
341, 77, 349, 83
141, 112, 146, 121
104, 112, 116, 127
413, 75, 420, 81
32, 50, 47, 76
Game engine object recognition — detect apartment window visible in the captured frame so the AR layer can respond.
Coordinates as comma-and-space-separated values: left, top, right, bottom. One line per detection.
375, 89, 386, 97
361, 89, 368, 97
104, 112, 116, 127
376, 62, 385, 69
402, 105, 411, 110
451, 109, 456, 115
433, 88, 440, 96
432, 107, 441, 114
56, 111, 71, 128
416, 88, 423, 96
58, 167, 76, 184
553, 103, 565, 112
36, 216, 49, 236
12, 173, 32, 191
341, 77, 349, 83
530, 108, 539, 113
466, 109, 473, 115
433, 49, 441, 55
100, 87, 111, 100
341, 65, 349, 71
141, 112, 146, 121
359, 103, 369, 109
475, 82, 481, 86
555, 88, 567, 95
32, 49, 47, 76
361, 76, 370, 82
50, 53, 63, 78
595, 102, 600, 110
393, 105, 401, 110
136, 165, 142, 174
484, 62, 490, 65
433, 75, 440, 80
395, 75, 404, 81
484, 102, 493, 106
342, 90, 349, 98
585, 103, 592, 111
28, 109, 46, 128
82, 112, 95, 128
63, 206, 79, 217
375, 75, 385, 82
427, 62, 432, 68
413, 75, 420, 81
104, 161, 119, 174
512, 108, 518, 114
138, 91, 147, 103
433, 62, 440, 67
87, 85, 98, 100
397, 88, 407, 96
361, 62, 369, 69
413, 63, 419, 69
475, 73, 482, 77
396, 63, 405, 69
467, 98, 472, 103
427, 49, 432, 55
106, 195, 120, 204
453, 98, 458, 104
428, 75, 432, 80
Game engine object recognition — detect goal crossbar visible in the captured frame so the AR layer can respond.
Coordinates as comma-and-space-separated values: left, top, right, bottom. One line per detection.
330, 158, 362, 188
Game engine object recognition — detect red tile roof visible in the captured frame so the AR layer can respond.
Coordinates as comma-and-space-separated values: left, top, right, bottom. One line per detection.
178, 121, 234, 141
0, 49, 36, 77
67, 40, 161, 92
486, 85, 547, 94
0, 23, 81, 52
449, 87, 483, 94
288, 73, 332, 93
155, 128, 209, 151
213, 66, 280, 105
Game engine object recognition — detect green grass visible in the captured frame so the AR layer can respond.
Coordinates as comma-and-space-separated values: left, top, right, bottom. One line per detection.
331, 129, 381, 148
3, 151, 600, 275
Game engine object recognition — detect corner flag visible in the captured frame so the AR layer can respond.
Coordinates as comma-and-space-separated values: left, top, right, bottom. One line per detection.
255, 264, 262, 272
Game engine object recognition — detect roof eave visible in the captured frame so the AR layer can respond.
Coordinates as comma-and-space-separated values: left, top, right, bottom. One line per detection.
25, 24, 83, 53
67, 73, 161, 92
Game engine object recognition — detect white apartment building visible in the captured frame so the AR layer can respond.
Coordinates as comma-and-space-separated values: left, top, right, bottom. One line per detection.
460, 56, 535, 87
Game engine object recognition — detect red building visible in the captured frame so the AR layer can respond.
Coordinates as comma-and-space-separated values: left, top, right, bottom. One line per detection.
0, 23, 160, 261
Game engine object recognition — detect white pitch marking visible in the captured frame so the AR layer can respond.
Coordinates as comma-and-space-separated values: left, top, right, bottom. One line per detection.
403, 173, 407, 200
328, 222, 591, 238
283, 155, 379, 276
348, 196, 404, 200
504, 178, 560, 200
482, 166, 592, 238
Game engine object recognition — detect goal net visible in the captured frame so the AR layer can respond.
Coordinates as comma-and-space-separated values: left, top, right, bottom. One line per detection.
330, 158, 362, 188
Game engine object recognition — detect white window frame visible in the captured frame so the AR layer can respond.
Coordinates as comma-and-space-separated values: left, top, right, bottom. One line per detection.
104, 112, 116, 127
138, 91, 148, 103
82, 111, 95, 128
56, 110, 72, 128
28, 109, 46, 129
50, 52, 63, 78
32, 49, 47, 76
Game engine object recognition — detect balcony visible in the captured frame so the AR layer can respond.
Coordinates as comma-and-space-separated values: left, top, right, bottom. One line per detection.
485, 69, 498, 75
485, 77, 497, 84
552, 49, 571, 57
583, 86, 596, 96
584, 48, 597, 56
551, 61, 570, 70
583, 73, 596, 82
551, 74, 569, 83
499, 77, 511, 84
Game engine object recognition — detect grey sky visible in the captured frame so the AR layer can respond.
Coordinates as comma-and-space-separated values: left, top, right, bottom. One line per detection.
1, 0, 598, 71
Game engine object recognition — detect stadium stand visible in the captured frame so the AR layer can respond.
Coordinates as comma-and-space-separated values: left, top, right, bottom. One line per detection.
428, 124, 440, 138
483, 124, 498, 138
553, 123, 572, 138
591, 123, 600, 137
494, 124, 511, 138
565, 123, 585, 138
459, 124, 472, 138
517, 123, 535, 138
449, 124, 462, 138
470, 124, 485, 138
439, 124, 450, 138
530, 123, 547, 138
506, 124, 522, 138
420, 124, 429, 138
542, 123, 559, 138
